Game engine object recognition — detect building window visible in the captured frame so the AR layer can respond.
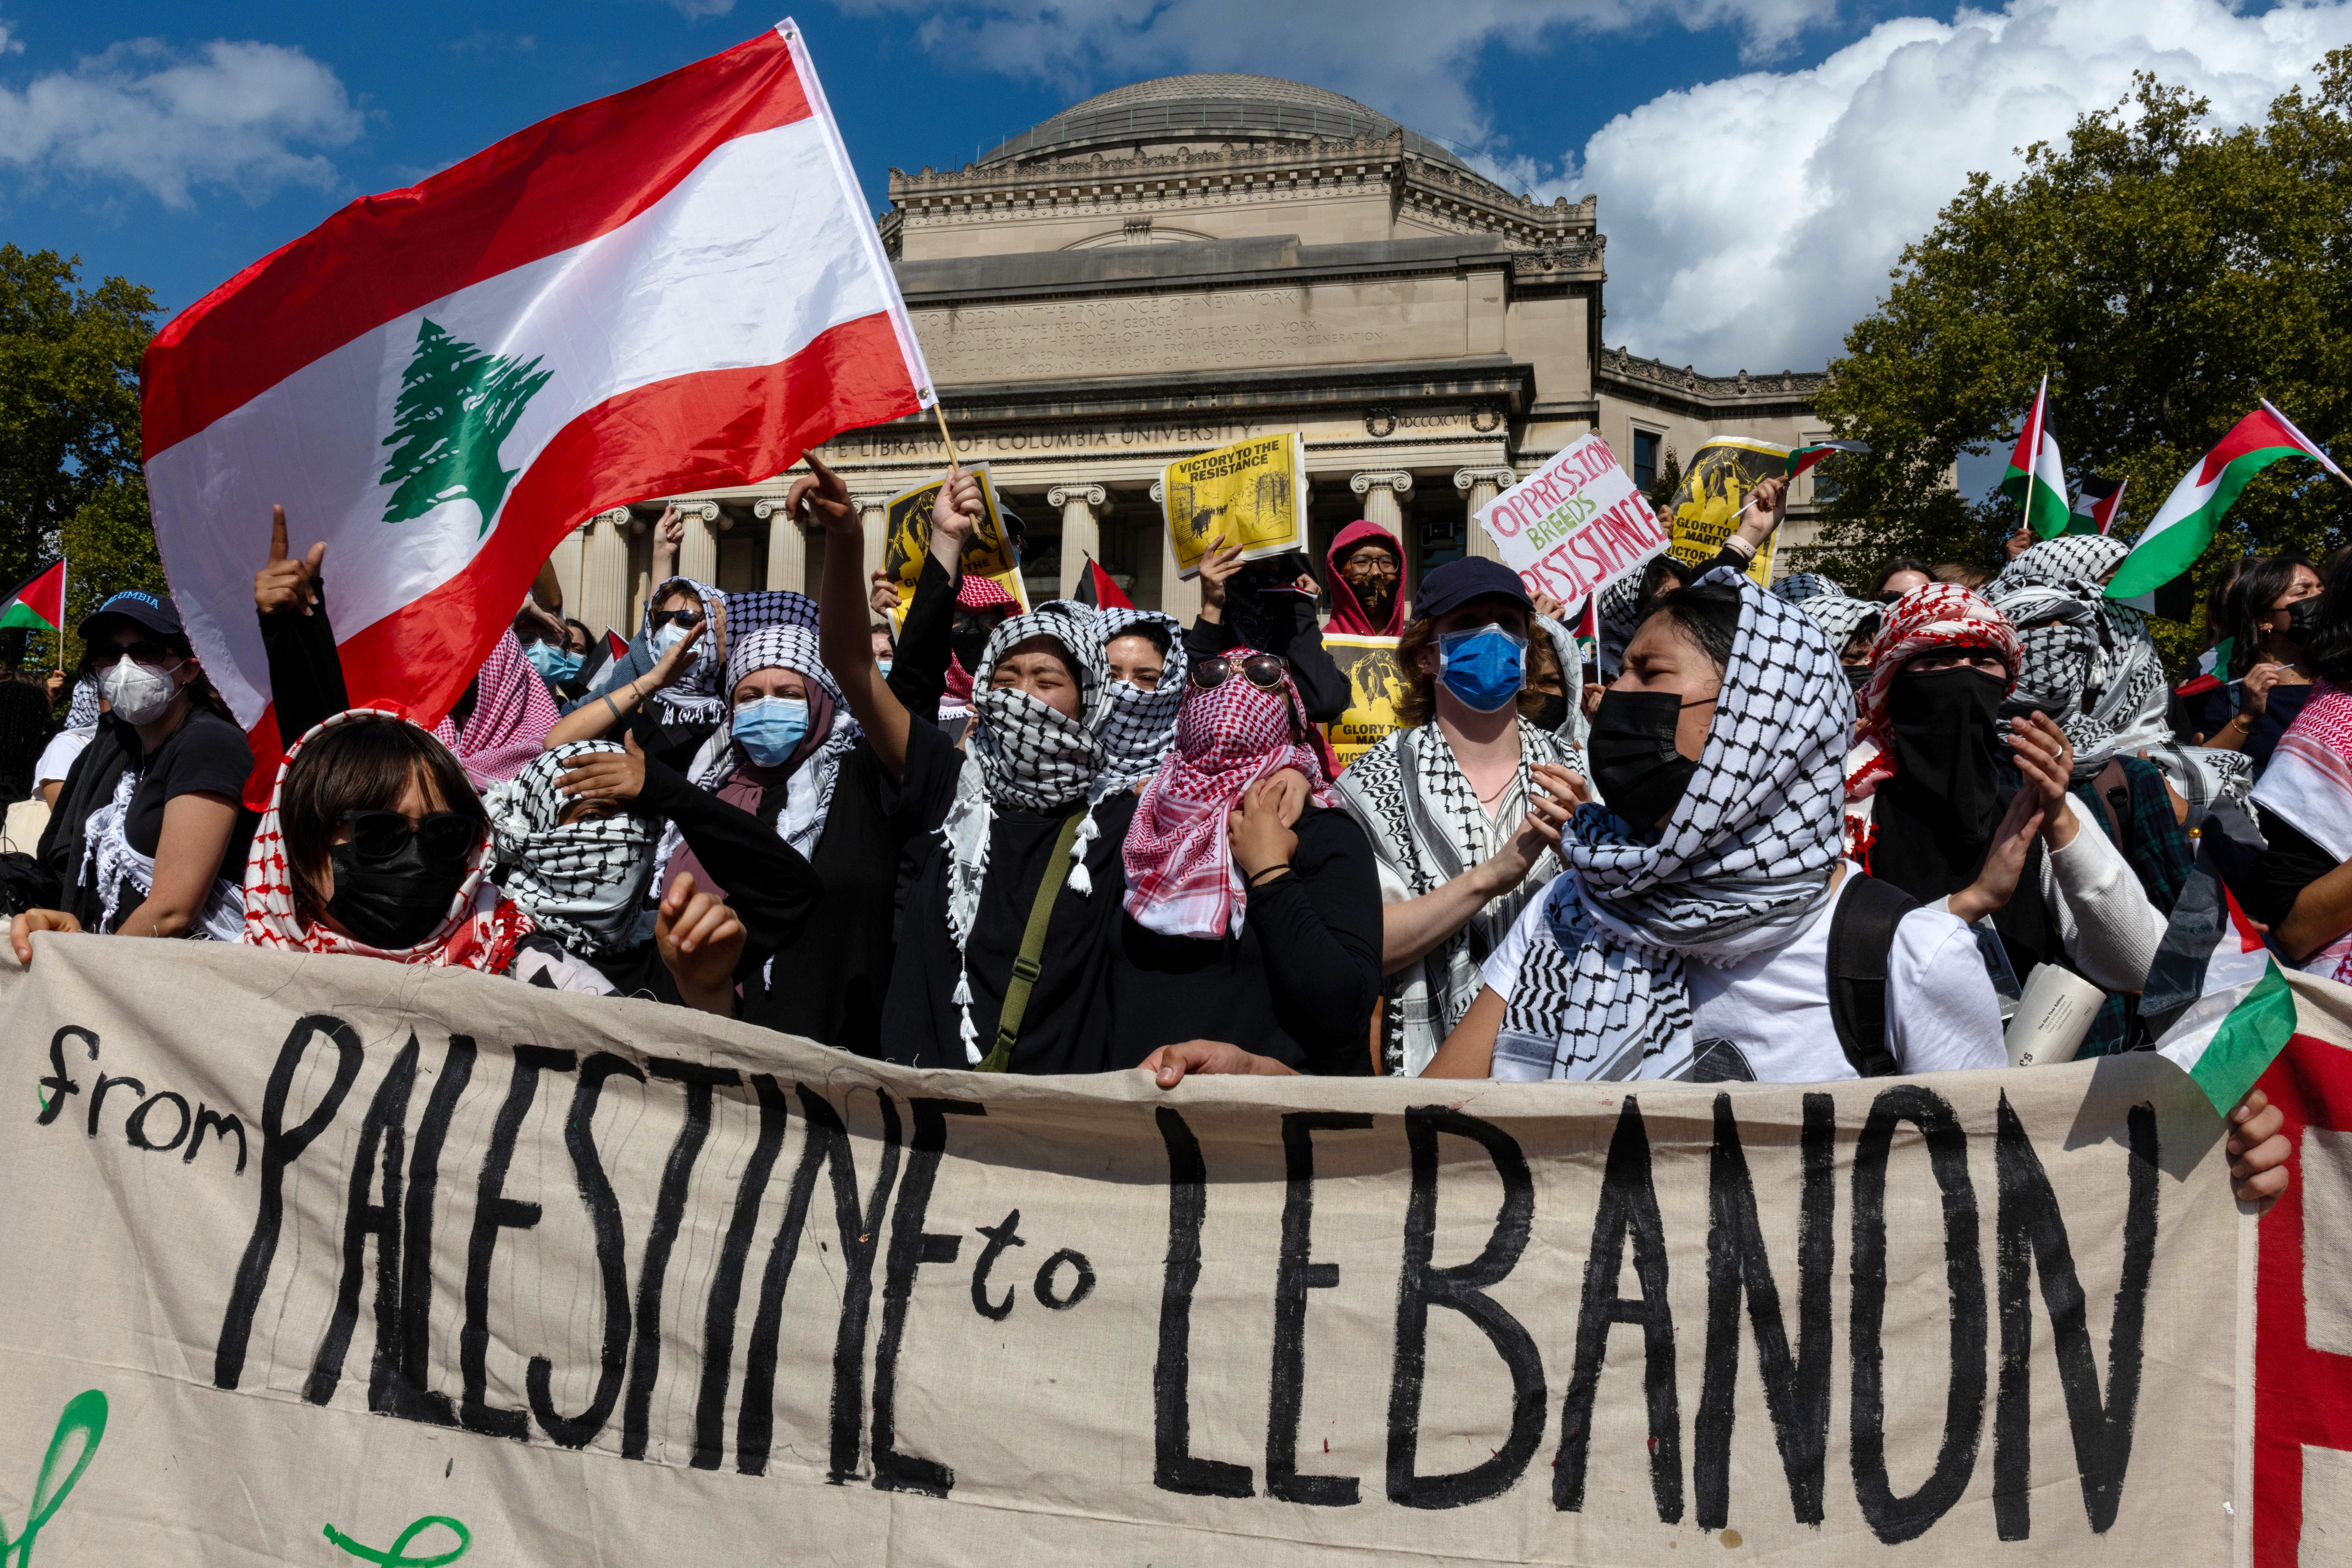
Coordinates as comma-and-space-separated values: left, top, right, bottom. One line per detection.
1633, 430, 1660, 494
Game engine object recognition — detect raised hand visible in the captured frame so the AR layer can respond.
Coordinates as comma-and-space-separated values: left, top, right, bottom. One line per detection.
1197, 533, 1245, 613
869, 568, 903, 617
2007, 710, 2077, 846
1948, 788, 2045, 923
930, 463, 984, 545
645, 617, 706, 690
557, 729, 649, 804
255, 504, 326, 615
654, 871, 746, 1017
652, 503, 684, 575
1530, 590, 1568, 622
1734, 474, 1788, 550
788, 452, 857, 535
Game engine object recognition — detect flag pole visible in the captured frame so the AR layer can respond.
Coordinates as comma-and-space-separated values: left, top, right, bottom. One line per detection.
929, 395, 960, 469
55, 558, 66, 685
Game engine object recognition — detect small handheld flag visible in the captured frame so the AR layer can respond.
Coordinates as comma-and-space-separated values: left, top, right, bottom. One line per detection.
1783, 440, 1868, 479
605, 628, 630, 661
0, 560, 67, 639
2002, 375, 2071, 540
2107, 401, 2346, 602
1074, 556, 1134, 612
2069, 474, 2128, 535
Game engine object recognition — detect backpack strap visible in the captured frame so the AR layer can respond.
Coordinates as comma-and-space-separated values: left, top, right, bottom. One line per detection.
1826, 873, 1920, 1077
977, 806, 1089, 1074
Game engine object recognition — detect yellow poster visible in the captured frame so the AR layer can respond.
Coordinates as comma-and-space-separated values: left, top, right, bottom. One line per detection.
1324, 634, 1406, 770
883, 462, 1028, 626
1661, 437, 1785, 587
1161, 432, 1307, 579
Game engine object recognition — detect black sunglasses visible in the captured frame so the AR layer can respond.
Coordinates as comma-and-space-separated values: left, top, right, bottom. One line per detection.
101, 640, 177, 666
648, 608, 705, 631
1190, 653, 1289, 692
340, 809, 476, 865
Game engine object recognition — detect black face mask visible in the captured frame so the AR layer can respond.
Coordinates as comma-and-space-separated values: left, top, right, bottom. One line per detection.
1529, 692, 1570, 732
1884, 667, 2005, 839
950, 618, 993, 673
1350, 576, 1397, 625
1844, 663, 1872, 690
1588, 688, 1700, 830
2287, 595, 2323, 642
327, 839, 467, 951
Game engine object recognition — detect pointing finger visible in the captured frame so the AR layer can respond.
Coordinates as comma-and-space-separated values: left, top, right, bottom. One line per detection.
269, 504, 288, 564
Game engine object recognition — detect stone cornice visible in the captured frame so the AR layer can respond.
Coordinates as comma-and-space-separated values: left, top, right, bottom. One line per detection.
864, 357, 1540, 428
1597, 345, 1829, 413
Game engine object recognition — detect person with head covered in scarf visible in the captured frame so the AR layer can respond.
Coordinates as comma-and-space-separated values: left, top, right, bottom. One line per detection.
1842, 583, 2167, 1051
1797, 593, 1882, 695
540, 564, 730, 774
1115, 644, 1380, 1074
1091, 606, 1187, 791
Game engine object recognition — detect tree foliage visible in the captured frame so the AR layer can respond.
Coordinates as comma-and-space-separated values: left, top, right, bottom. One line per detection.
0, 246, 164, 670
1798, 52, 2352, 662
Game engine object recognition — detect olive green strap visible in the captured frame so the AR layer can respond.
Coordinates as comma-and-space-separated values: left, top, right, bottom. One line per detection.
976, 807, 1087, 1073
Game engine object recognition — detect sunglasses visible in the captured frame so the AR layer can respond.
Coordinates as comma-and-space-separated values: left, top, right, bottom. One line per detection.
103, 640, 178, 667
1190, 653, 1289, 692
648, 608, 705, 630
340, 809, 477, 865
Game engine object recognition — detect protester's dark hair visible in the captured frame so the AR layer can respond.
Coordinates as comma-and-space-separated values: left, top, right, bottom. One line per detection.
78, 622, 238, 726
2205, 557, 2249, 648
1634, 583, 1742, 674
1867, 557, 1936, 599
2301, 556, 2352, 687
1394, 605, 1558, 728
2227, 554, 2318, 676
280, 718, 483, 927
1637, 555, 1691, 611
1106, 620, 1172, 658
0, 679, 53, 800
563, 618, 591, 654
2325, 544, 2352, 595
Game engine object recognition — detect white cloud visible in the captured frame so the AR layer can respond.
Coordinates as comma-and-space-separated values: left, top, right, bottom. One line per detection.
1573, 0, 2352, 369
841, 0, 1844, 149
0, 31, 361, 209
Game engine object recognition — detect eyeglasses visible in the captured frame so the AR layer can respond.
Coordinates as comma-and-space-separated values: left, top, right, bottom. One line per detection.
1342, 556, 1400, 578
1190, 654, 1289, 691
648, 608, 704, 631
105, 640, 178, 667
340, 809, 477, 865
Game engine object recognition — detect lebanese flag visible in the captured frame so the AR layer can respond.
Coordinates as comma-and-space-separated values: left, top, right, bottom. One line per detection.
2069, 474, 2127, 535
2001, 375, 2071, 540
1074, 556, 1134, 611
1782, 439, 1867, 479
141, 20, 933, 803
2107, 401, 2346, 602
0, 561, 66, 636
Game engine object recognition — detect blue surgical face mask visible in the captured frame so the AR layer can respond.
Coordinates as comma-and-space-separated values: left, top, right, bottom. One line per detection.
652, 621, 688, 656
1439, 623, 1527, 713
732, 696, 809, 768
877, 658, 894, 680
525, 641, 581, 683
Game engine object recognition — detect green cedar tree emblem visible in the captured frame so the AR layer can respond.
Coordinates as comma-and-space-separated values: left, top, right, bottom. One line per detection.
379, 319, 553, 537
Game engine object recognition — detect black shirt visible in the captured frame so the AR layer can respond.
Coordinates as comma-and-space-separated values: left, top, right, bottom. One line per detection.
2228, 811, 2342, 930
876, 718, 1141, 1073
2193, 680, 2313, 774
123, 707, 256, 864
1111, 805, 1381, 1073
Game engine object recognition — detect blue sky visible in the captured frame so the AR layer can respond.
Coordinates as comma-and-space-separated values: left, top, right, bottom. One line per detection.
3, 0, 2348, 410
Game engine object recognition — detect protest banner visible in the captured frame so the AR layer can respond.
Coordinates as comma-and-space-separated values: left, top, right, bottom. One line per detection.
2, 935, 2343, 1563
1162, 434, 1307, 580
1323, 634, 1406, 770
1474, 434, 1670, 606
883, 463, 1028, 625
1662, 438, 1787, 587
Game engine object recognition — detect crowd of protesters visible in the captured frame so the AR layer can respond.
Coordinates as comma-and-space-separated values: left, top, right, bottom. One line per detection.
0, 462, 2302, 1199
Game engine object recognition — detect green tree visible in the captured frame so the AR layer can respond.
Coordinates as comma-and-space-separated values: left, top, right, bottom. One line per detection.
1798, 54, 2352, 663
0, 246, 164, 671
380, 319, 551, 537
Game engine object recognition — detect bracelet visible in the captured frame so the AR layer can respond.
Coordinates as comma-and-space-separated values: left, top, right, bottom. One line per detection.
1247, 864, 1293, 888
601, 692, 625, 724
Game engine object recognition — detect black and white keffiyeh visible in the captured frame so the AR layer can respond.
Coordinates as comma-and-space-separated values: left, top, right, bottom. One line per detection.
1992, 587, 2116, 780
1090, 605, 1186, 799
938, 605, 1113, 1063
722, 588, 820, 645
1494, 567, 1848, 1081
1532, 611, 1591, 752
1597, 573, 1645, 681
1772, 571, 1845, 606
1799, 594, 1883, 655
1336, 713, 1587, 1076
64, 675, 99, 731
643, 575, 730, 727
484, 743, 660, 956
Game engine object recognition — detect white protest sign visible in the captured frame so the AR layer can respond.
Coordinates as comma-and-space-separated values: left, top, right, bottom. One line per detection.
1475, 434, 1670, 605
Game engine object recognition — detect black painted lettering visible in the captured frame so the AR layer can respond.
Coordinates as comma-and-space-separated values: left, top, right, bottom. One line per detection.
620, 1059, 740, 1461
124, 1090, 191, 1153
1153, 1107, 1253, 1498
384, 1034, 474, 1426
692, 1074, 790, 1470
1696, 1092, 1835, 1530
872, 1098, 982, 1497
85, 1071, 142, 1138
186, 1105, 246, 1173
969, 1210, 1024, 1322
531, 1052, 644, 1449
37, 1026, 94, 1126
1992, 1095, 2157, 1538
1032, 1250, 1093, 1310
1269, 1111, 1370, 1507
1389, 1106, 1544, 1511
306, 1033, 419, 1406
1556, 1097, 1682, 1522
1850, 1084, 1985, 1545
460, 1045, 575, 1439
215, 1014, 366, 1390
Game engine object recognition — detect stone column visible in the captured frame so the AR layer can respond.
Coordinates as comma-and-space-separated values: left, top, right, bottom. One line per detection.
675, 499, 721, 584
579, 507, 633, 639
1350, 470, 1413, 536
1048, 483, 1106, 600
546, 526, 585, 623
1454, 467, 1516, 563
752, 495, 806, 593
852, 493, 893, 587
1151, 480, 1203, 626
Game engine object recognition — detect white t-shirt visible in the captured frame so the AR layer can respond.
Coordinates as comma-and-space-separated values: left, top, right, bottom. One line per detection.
1478, 862, 2007, 1082
33, 727, 90, 791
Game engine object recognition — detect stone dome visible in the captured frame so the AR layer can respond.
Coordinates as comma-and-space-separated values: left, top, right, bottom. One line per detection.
978, 73, 1469, 171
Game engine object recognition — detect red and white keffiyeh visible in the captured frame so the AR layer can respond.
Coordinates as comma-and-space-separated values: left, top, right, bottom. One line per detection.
243, 708, 533, 972
1122, 654, 1338, 940
1847, 583, 2021, 800
431, 629, 560, 789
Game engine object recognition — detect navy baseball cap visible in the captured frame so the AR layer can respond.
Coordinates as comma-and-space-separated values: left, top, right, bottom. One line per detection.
79, 589, 184, 640
1412, 557, 1533, 622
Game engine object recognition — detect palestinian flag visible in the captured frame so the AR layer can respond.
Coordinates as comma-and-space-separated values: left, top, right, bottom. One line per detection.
2177, 636, 2233, 698
1783, 439, 1868, 479
605, 629, 630, 661
1074, 556, 1134, 611
2002, 375, 2071, 540
140, 20, 934, 803
0, 561, 65, 637
2107, 401, 2347, 602
2068, 474, 2127, 535
2160, 958, 2297, 1116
